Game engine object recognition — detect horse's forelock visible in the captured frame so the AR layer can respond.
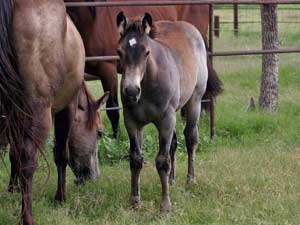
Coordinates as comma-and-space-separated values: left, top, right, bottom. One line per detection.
125, 20, 156, 39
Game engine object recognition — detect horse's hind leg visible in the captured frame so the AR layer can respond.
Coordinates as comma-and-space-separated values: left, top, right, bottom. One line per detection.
183, 93, 202, 185
8, 152, 20, 193
54, 105, 74, 202
169, 131, 177, 185
15, 140, 38, 225
156, 111, 176, 213
18, 106, 51, 225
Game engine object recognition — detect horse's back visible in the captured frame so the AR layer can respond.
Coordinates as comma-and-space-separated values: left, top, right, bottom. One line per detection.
177, 5, 210, 39
13, 0, 84, 112
13, 0, 67, 96
155, 21, 207, 108
155, 20, 205, 52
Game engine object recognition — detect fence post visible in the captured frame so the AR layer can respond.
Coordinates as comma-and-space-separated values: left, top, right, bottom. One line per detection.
234, 3, 239, 36
259, 3, 279, 112
209, 4, 215, 139
214, 15, 220, 37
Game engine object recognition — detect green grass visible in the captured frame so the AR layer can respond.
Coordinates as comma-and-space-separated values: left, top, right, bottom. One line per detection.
1, 13, 300, 225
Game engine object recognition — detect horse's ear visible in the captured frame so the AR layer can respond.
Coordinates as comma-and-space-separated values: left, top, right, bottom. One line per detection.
142, 13, 153, 35
117, 11, 127, 36
95, 92, 110, 111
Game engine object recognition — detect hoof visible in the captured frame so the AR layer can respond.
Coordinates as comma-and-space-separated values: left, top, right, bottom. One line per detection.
160, 197, 171, 214
21, 215, 35, 225
8, 185, 20, 193
74, 178, 85, 185
109, 131, 119, 139
169, 177, 175, 186
186, 177, 196, 186
54, 193, 66, 202
130, 196, 141, 209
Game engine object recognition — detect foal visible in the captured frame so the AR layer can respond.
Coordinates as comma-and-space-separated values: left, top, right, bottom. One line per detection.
116, 12, 208, 213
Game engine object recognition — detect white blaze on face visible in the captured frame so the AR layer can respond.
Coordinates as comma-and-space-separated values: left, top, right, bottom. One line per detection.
123, 66, 142, 92
129, 38, 137, 47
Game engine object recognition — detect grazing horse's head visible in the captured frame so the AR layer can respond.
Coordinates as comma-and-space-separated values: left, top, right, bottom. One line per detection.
116, 12, 153, 105
68, 86, 109, 184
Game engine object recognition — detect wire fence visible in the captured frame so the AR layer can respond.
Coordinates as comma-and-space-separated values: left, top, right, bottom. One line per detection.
213, 5, 300, 50
214, 5, 300, 27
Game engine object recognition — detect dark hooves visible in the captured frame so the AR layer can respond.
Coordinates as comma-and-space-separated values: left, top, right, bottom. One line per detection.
54, 193, 66, 203
169, 177, 176, 186
130, 196, 141, 210
8, 185, 20, 193
160, 197, 172, 215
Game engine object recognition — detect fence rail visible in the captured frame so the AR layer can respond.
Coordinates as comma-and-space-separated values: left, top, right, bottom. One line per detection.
85, 48, 300, 62
67, 0, 300, 138
65, 0, 300, 7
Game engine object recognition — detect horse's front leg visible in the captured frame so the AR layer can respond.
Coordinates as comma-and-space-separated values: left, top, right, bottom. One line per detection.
156, 111, 176, 214
124, 114, 143, 209
96, 63, 120, 138
54, 105, 74, 202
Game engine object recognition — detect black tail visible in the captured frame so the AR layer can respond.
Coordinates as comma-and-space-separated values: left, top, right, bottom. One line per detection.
0, 0, 32, 148
202, 45, 223, 111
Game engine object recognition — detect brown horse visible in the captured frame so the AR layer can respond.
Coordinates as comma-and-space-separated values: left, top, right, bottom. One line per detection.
65, 0, 222, 137
0, 0, 86, 224
5, 83, 109, 195
116, 12, 212, 213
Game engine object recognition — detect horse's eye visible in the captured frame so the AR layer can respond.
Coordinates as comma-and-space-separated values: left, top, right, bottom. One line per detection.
145, 50, 150, 57
97, 130, 103, 138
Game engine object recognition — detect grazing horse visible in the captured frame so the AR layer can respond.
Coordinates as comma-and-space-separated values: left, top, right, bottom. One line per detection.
68, 84, 109, 185
64, 0, 222, 137
116, 12, 213, 213
0, 0, 86, 224
5, 83, 109, 195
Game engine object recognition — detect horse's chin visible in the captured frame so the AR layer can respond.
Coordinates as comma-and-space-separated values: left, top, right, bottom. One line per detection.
74, 172, 99, 185
70, 162, 99, 185
124, 96, 140, 106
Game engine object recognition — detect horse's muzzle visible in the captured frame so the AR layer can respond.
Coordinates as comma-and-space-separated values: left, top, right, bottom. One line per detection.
123, 86, 141, 104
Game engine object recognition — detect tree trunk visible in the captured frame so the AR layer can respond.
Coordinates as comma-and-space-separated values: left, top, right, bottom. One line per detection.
259, 4, 279, 112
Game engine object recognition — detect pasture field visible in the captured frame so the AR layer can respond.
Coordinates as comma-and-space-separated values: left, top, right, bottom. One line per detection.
1, 9, 300, 225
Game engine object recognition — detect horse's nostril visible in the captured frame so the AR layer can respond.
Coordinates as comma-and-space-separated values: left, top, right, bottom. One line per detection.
124, 87, 130, 96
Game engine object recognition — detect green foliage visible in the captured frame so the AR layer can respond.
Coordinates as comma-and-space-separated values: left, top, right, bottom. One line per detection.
0, 11, 300, 225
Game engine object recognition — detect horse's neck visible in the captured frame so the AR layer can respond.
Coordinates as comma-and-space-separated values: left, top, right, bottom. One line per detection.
145, 56, 158, 82
144, 39, 164, 82
143, 39, 174, 89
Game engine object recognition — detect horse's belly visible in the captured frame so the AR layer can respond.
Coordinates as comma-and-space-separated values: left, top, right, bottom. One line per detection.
178, 86, 196, 109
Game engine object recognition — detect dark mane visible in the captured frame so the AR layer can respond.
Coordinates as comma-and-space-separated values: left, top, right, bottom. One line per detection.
81, 83, 98, 130
0, 0, 33, 148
